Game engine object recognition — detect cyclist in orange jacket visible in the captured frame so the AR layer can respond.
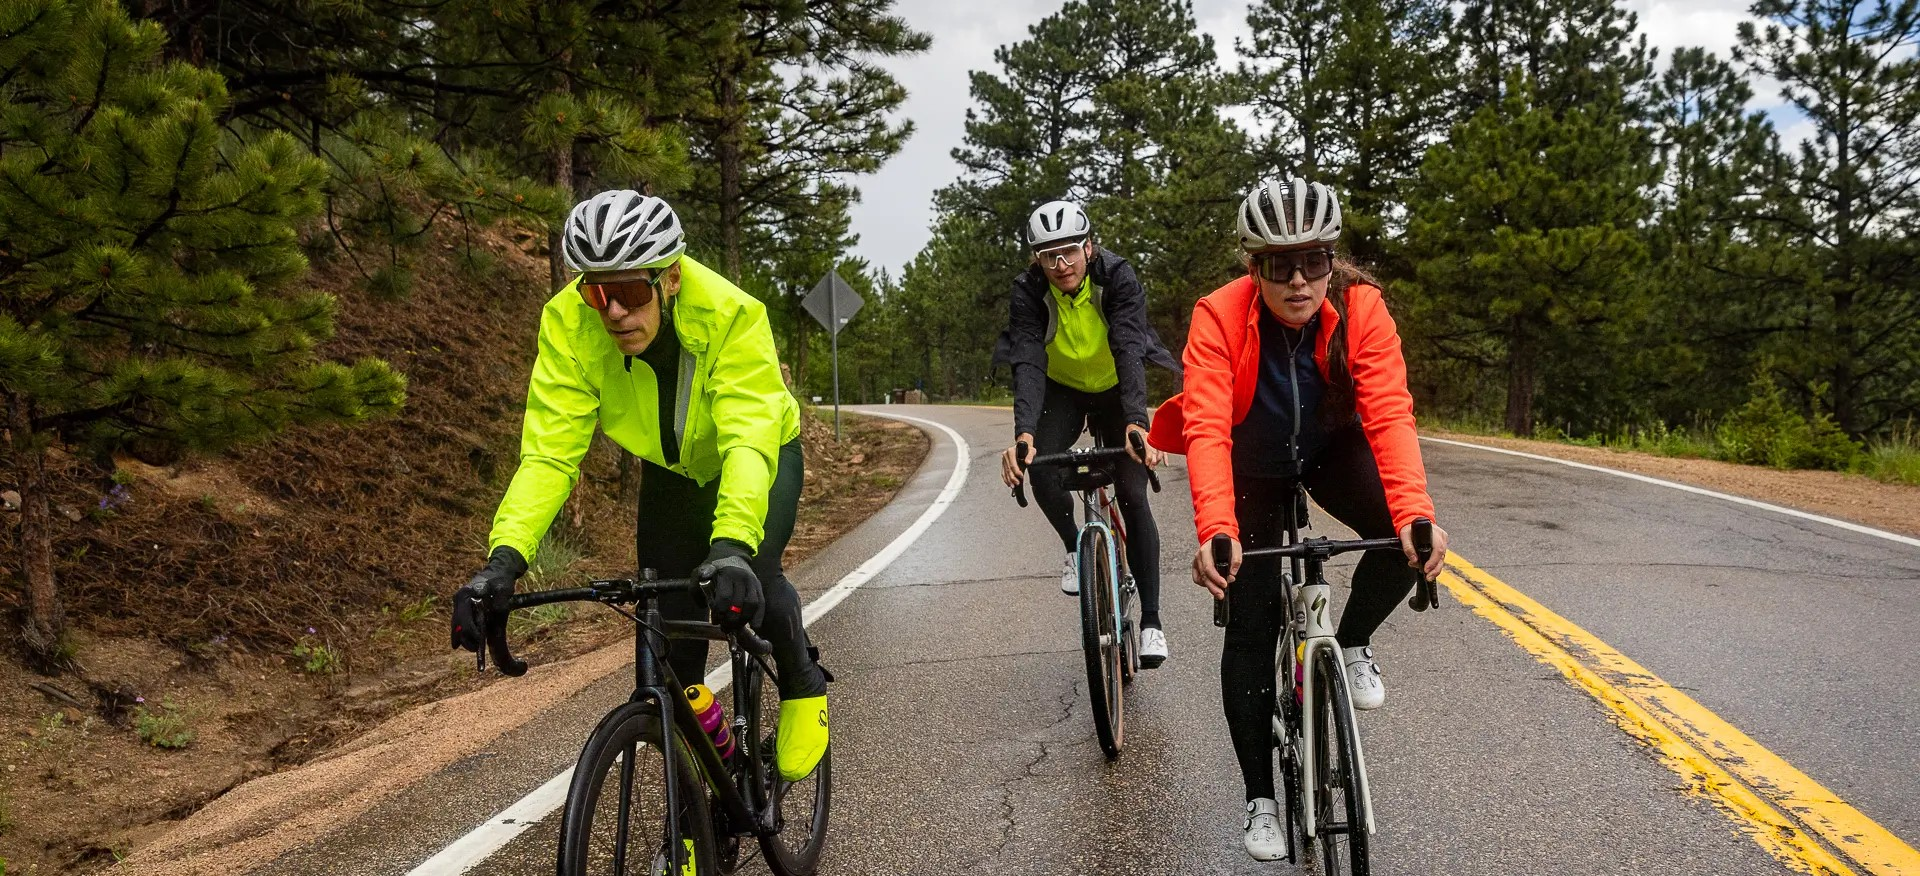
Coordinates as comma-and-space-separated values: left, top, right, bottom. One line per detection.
1148, 176, 1449, 861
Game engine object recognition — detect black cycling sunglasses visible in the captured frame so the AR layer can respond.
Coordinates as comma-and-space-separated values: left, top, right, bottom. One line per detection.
1254, 249, 1336, 283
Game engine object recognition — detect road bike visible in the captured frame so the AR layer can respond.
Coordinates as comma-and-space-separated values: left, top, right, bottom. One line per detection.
1011, 430, 1161, 759
472, 572, 829, 876
1210, 476, 1435, 876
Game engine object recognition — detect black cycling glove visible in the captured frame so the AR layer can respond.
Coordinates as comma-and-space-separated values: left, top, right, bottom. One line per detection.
697, 539, 762, 630
451, 545, 528, 653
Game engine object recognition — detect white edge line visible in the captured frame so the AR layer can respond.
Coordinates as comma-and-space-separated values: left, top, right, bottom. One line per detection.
407, 411, 970, 875
1422, 435, 1920, 550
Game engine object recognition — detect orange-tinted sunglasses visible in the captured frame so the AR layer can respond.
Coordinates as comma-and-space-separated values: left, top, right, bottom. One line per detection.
578, 274, 662, 311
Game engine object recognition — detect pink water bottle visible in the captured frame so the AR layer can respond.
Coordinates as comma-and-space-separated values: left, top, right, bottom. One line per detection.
685, 684, 735, 758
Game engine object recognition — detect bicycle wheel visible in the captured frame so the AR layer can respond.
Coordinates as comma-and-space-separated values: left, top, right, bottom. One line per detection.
1311, 647, 1371, 876
1079, 525, 1124, 758
743, 657, 832, 876
557, 702, 715, 876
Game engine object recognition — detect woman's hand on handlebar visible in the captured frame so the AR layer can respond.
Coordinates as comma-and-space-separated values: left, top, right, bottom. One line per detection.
1398, 520, 1449, 580
1191, 536, 1241, 598
1001, 433, 1036, 487
451, 545, 527, 653
1124, 424, 1161, 469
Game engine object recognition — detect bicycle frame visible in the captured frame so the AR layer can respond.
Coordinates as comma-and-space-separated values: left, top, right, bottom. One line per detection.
1079, 484, 1130, 643
482, 574, 787, 871
1280, 554, 1377, 839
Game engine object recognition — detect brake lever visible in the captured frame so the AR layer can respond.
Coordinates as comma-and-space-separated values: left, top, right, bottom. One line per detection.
1408, 517, 1441, 612
1011, 440, 1030, 507
1124, 430, 1162, 493
1210, 534, 1232, 628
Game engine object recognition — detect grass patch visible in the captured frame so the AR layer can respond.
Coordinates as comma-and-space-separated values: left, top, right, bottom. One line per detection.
132, 700, 195, 749
506, 528, 588, 639
1857, 422, 1920, 486
522, 527, 588, 590
508, 601, 573, 638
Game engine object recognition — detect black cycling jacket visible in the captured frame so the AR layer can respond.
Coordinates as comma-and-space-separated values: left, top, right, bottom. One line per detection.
992, 246, 1181, 437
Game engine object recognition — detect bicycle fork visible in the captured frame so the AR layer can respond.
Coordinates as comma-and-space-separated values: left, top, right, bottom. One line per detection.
1293, 580, 1377, 839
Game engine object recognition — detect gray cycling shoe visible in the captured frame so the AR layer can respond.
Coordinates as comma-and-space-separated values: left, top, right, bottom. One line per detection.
1243, 798, 1287, 861
1139, 627, 1168, 668
1344, 645, 1385, 710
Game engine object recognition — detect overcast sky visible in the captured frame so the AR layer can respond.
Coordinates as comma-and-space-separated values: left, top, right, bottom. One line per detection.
844, 0, 1787, 277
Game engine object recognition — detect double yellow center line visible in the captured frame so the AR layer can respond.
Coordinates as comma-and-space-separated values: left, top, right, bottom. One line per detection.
1442, 552, 1920, 876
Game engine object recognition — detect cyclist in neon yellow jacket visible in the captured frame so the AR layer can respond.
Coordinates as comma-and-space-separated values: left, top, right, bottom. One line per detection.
450, 190, 827, 781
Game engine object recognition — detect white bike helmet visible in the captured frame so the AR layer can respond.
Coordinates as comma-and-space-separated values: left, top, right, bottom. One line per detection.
1237, 177, 1342, 251
562, 190, 686, 272
1026, 199, 1091, 249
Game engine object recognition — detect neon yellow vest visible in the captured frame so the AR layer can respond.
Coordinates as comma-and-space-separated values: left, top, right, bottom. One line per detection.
1045, 277, 1119, 393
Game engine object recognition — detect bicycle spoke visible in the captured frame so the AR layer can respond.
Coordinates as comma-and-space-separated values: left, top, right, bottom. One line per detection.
611, 741, 637, 875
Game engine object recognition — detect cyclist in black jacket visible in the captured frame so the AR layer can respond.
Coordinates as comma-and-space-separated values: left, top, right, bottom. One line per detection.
994, 200, 1181, 666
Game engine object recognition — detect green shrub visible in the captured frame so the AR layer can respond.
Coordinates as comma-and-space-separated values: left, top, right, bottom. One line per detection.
1714, 373, 1861, 471
133, 701, 195, 749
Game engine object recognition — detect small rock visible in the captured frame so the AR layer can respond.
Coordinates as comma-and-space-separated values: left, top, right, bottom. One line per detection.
56, 503, 81, 522
1, 489, 19, 511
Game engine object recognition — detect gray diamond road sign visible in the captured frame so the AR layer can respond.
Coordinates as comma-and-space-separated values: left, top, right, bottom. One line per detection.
802, 270, 864, 439
802, 270, 863, 336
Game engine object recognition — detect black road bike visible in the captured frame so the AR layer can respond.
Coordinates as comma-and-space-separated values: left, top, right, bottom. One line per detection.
1210, 470, 1436, 876
473, 573, 830, 876
1012, 430, 1161, 759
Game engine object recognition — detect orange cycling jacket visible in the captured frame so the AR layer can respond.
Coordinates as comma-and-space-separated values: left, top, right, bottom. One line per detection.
1148, 275, 1434, 543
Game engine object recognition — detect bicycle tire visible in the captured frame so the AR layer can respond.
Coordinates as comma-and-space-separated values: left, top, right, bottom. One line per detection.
557, 702, 715, 876
1312, 647, 1370, 876
742, 658, 833, 876
1079, 525, 1124, 758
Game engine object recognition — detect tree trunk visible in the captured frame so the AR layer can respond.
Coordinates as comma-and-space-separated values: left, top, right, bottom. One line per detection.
547, 139, 574, 290
794, 316, 810, 398
718, 69, 745, 279
1503, 316, 1538, 436
8, 392, 64, 663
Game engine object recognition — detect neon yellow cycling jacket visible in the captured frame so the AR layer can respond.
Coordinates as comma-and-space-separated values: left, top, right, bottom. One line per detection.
488, 254, 800, 561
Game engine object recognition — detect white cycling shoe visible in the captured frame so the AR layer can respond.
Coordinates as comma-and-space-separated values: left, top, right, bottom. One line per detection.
1139, 627, 1167, 668
1059, 553, 1078, 595
1242, 798, 1288, 861
1344, 645, 1385, 710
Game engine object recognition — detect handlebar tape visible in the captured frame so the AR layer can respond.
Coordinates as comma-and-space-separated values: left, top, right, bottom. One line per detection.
483, 608, 528, 676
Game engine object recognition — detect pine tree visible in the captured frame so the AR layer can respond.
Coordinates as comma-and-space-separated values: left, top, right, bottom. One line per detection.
0, 0, 405, 661
1643, 47, 1781, 422
1737, 0, 1920, 435
1402, 0, 1658, 434
1402, 75, 1655, 435
1239, 0, 1455, 268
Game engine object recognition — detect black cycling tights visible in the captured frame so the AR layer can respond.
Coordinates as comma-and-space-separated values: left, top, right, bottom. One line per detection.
1030, 379, 1163, 629
1221, 426, 1417, 801
639, 438, 828, 700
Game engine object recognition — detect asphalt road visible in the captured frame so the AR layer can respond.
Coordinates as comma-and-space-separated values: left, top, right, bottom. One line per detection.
207, 404, 1920, 875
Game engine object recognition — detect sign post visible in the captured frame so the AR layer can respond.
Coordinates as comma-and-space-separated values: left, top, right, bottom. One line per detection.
801, 269, 863, 440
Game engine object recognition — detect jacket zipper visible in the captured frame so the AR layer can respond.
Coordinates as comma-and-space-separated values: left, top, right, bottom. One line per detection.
673, 348, 695, 461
